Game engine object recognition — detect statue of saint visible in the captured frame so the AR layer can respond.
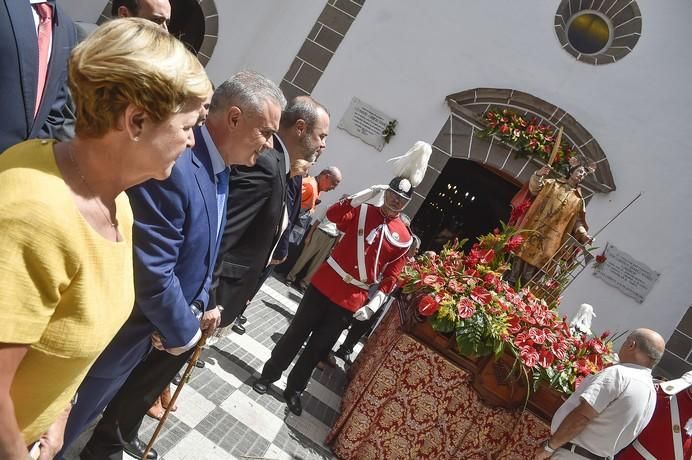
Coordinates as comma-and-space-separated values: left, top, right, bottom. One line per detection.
508, 159, 594, 285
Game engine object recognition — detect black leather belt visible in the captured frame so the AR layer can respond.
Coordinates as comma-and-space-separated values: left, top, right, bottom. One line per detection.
562, 442, 608, 460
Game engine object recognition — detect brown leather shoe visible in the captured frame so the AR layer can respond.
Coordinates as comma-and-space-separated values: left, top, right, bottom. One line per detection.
146, 397, 164, 420
160, 385, 177, 412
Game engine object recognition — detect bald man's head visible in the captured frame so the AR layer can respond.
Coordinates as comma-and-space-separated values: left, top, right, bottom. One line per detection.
619, 328, 665, 368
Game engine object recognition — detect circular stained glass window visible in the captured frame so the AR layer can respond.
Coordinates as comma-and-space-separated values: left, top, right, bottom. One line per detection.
554, 0, 642, 65
567, 12, 611, 55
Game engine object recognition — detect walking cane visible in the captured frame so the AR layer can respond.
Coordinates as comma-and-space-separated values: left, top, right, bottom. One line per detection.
141, 331, 209, 460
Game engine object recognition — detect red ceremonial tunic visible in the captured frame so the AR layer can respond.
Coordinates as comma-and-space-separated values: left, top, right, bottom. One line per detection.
310, 199, 411, 312
617, 386, 692, 460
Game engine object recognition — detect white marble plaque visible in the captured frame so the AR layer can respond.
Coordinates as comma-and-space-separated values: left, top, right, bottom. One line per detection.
337, 97, 394, 151
592, 243, 660, 303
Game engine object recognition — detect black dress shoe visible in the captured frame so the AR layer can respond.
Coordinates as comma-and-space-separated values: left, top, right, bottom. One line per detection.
231, 323, 246, 334
123, 437, 158, 460
283, 389, 302, 416
252, 378, 272, 394
237, 314, 248, 324
334, 347, 351, 360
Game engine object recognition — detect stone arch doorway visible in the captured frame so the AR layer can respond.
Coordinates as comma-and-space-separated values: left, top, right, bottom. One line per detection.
411, 159, 519, 252
405, 88, 616, 239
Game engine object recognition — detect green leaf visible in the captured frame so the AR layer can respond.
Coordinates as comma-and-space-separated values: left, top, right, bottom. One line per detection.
430, 314, 456, 334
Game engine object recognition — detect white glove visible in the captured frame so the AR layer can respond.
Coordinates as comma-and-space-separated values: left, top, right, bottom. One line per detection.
349, 185, 389, 207
352, 290, 387, 321
353, 305, 374, 321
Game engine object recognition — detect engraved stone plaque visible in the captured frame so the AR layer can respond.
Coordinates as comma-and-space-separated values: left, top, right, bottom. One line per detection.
337, 97, 394, 151
592, 243, 660, 303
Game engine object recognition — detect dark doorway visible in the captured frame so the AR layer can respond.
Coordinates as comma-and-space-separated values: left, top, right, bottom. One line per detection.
411, 159, 519, 252
169, 0, 206, 55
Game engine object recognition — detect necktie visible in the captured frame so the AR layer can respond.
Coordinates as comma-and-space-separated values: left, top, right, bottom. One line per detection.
34, 3, 53, 117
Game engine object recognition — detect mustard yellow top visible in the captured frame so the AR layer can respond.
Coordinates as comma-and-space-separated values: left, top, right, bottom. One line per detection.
0, 140, 135, 443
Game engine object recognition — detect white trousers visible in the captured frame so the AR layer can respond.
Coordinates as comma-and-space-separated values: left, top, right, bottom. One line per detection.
552, 448, 596, 459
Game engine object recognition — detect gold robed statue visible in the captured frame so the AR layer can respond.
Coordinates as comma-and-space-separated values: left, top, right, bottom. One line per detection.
508, 137, 595, 285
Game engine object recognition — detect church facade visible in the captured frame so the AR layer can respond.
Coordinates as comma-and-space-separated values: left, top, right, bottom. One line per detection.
63, 0, 692, 377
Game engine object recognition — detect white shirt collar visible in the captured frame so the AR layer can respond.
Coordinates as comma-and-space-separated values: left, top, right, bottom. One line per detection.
274, 134, 290, 175
200, 125, 226, 176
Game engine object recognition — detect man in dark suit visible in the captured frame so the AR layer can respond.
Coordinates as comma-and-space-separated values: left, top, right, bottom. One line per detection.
112, 0, 171, 29
211, 96, 330, 336
0, 0, 77, 152
59, 71, 285, 460
229, 172, 304, 335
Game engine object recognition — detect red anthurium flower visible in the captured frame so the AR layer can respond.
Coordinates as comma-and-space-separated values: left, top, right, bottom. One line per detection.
464, 268, 480, 278
520, 346, 539, 368
422, 275, 445, 290
470, 286, 492, 305
514, 332, 532, 347
543, 329, 557, 344
447, 278, 466, 294
456, 298, 476, 319
482, 273, 501, 290
528, 327, 546, 344
537, 349, 555, 368
507, 317, 522, 334
478, 249, 495, 264
552, 342, 569, 360
418, 295, 440, 317
588, 339, 607, 355
505, 290, 522, 306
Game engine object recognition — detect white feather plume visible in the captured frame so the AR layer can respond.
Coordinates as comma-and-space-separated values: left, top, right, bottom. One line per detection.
386, 141, 432, 187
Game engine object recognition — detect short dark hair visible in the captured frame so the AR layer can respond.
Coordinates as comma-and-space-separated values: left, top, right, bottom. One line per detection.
112, 0, 139, 16
280, 96, 329, 132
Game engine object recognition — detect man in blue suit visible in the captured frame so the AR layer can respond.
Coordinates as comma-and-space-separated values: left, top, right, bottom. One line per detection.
0, 0, 77, 152
59, 71, 285, 460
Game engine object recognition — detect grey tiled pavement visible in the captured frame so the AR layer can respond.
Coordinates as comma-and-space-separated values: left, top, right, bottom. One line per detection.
63, 275, 361, 460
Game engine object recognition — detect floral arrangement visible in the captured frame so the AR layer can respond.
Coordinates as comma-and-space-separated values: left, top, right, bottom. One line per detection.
477, 108, 576, 177
400, 225, 616, 394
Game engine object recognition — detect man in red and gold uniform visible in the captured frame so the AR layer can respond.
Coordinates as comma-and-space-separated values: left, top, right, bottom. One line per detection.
617, 371, 692, 460
253, 142, 431, 416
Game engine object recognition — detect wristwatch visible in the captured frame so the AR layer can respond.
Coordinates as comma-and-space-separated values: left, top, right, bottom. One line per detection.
543, 440, 556, 453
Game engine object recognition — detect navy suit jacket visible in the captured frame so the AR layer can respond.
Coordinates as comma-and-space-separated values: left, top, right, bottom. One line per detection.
0, 0, 76, 152
88, 128, 227, 378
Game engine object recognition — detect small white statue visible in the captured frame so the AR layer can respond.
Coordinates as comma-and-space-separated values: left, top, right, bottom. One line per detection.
570, 303, 596, 336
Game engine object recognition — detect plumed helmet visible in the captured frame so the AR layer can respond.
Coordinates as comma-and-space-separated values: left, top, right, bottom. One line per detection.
388, 176, 414, 199
386, 141, 432, 199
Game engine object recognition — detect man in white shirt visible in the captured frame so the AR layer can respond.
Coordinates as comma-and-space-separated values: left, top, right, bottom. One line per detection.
535, 328, 665, 460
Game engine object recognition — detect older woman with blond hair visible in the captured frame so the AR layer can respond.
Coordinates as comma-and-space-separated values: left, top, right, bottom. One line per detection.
0, 18, 211, 459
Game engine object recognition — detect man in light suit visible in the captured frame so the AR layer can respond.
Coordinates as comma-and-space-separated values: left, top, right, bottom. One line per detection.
210, 96, 330, 336
59, 71, 285, 460
0, 0, 77, 152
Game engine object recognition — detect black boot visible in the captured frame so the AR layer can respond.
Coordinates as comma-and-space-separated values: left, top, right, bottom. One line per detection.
283, 389, 302, 416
